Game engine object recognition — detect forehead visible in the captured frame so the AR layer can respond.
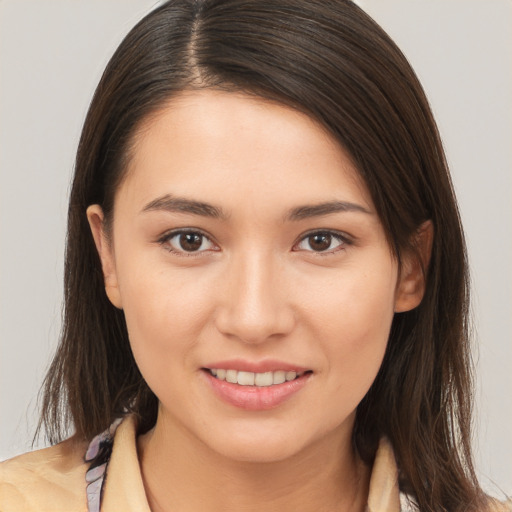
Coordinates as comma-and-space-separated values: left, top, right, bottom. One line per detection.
117, 89, 373, 216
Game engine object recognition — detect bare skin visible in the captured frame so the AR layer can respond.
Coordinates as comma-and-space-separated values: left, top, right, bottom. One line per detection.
88, 90, 430, 511
137, 411, 370, 512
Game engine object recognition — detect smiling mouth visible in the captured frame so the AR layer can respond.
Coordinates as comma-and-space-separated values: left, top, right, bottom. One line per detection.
205, 368, 312, 387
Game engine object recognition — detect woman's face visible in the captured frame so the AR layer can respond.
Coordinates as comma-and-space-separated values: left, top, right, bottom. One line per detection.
89, 90, 424, 462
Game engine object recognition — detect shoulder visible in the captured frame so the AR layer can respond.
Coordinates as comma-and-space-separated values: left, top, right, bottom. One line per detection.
487, 497, 512, 512
398, 493, 512, 512
0, 437, 88, 512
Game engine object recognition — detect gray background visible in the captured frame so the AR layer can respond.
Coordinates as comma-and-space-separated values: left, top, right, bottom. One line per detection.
1, 0, 510, 498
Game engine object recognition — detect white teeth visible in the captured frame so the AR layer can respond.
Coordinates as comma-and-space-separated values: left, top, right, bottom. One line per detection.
273, 370, 286, 384
285, 371, 297, 381
255, 371, 273, 387
209, 368, 304, 387
226, 369, 238, 384
237, 371, 255, 386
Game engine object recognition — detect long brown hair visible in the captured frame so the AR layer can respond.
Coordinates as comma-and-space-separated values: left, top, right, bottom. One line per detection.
38, 1, 486, 510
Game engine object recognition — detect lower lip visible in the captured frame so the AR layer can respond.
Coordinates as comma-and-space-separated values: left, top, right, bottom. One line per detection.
203, 370, 311, 411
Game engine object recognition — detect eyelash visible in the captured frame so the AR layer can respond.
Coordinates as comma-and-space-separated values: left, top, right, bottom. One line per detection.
157, 229, 352, 257
293, 230, 351, 255
157, 228, 218, 257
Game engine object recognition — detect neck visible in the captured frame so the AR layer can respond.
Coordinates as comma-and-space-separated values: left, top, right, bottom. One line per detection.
137, 413, 370, 512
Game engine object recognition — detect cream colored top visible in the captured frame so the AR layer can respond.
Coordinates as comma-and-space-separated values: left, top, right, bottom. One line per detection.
0, 416, 508, 511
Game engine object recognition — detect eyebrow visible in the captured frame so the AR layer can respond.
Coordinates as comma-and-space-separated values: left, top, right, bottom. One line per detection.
141, 194, 371, 221
285, 200, 372, 221
142, 194, 229, 219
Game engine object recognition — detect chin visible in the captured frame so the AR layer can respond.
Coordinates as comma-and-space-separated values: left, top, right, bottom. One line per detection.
196, 418, 329, 464
211, 435, 304, 464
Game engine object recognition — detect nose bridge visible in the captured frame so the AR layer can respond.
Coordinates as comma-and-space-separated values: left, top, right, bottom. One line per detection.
215, 248, 294, 343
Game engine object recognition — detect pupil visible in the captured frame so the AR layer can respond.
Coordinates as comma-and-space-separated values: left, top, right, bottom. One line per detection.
180, 233, 202, 251
310, 234, 331, 251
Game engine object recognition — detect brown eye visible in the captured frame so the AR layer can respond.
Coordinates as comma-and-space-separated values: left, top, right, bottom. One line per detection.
163, 231, 216, 254
295, 231, 347, 253
179, 233, 203, 251
308, 233, 332, 251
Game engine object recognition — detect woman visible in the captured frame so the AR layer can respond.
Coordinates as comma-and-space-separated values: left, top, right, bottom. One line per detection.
0, 1, 508, 511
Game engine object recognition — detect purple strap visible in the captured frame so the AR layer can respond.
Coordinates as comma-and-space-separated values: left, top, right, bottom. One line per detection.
84, 418, 122, 512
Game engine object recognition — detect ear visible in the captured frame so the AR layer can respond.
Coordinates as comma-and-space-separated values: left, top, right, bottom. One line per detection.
86, 205, 123, 309
394, 220, 433, 313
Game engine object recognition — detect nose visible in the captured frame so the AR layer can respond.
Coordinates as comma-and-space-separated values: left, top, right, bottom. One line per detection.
214, 252, 296, 345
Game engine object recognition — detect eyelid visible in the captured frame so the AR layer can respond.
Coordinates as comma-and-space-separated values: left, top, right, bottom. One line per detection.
157, 228, 219, 256
156, 227, 352, 257
293, 229, 352, 254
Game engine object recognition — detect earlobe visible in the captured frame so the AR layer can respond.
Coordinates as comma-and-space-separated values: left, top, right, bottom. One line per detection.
86, 205, 123, 309
394, 220, 433, 313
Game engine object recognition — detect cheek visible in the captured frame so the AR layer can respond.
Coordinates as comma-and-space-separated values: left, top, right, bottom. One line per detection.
113, 253, 215, 377
303, 258, 397, 331
302, 260, 397, 379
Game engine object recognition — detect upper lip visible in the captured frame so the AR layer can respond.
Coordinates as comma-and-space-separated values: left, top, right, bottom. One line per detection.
203, 359, 311, 374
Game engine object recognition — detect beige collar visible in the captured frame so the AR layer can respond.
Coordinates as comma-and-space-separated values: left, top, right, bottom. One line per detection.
102, 416, 401, 512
